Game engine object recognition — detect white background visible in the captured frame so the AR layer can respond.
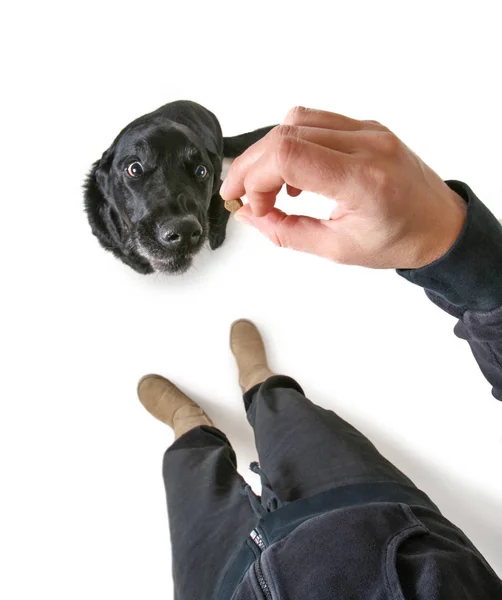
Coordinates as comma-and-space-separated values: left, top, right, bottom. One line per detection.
1, 1, 501, 598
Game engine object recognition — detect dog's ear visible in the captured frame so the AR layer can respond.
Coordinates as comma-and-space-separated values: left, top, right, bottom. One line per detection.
83, 149, 154, 274
205, 149, 229, 250
207, 149, 223, 195
83, 147, 124, 250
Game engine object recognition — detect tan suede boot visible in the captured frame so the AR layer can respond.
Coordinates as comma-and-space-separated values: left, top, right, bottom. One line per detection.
137, 375, 214, 439
230, 320, 275, 393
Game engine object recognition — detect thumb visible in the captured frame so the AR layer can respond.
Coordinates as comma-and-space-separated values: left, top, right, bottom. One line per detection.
235, 205, 337, 258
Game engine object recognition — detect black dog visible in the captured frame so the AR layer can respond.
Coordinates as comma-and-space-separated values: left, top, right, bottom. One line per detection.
84, 101, 274, 274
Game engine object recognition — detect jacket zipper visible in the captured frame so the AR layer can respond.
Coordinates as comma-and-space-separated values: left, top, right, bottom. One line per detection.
254, 557, 273, 600
250, 529, 272, 600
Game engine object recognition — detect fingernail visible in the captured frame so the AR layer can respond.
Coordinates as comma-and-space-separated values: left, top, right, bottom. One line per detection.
220, 178, 228, 197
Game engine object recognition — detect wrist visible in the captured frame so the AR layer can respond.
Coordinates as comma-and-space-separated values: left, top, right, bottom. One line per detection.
414, 186, 468, 269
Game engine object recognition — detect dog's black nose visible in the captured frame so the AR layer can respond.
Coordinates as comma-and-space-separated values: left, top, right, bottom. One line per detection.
158, 217, 202, 248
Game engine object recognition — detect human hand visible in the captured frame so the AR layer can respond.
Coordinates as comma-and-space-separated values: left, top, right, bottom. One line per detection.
220, 107, 467, 269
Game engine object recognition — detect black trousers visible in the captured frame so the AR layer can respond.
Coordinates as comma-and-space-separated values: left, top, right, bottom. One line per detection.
163, 376, 415, 599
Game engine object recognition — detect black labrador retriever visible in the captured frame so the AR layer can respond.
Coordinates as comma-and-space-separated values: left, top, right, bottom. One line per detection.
84, 100, 274, 274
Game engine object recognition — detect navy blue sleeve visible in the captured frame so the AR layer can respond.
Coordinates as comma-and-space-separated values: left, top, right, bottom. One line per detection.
397, 181, 502, 401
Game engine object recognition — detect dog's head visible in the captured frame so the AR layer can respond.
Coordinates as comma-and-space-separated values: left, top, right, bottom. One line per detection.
84, 118, 222, 274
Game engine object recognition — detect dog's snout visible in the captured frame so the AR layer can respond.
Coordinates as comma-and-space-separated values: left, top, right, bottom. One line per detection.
158, 216, 202, 249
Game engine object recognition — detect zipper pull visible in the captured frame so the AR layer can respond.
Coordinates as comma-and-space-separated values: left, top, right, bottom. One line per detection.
250, 529, 266, 552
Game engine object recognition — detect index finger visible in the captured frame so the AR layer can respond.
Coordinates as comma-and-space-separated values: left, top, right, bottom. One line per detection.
220, 131, 271, 200
283, 106, 385, 131
222, 125, 362, 207
233, 136, 353, 217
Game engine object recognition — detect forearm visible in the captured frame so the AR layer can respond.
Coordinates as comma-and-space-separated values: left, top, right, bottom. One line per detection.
397, 181, 502, 400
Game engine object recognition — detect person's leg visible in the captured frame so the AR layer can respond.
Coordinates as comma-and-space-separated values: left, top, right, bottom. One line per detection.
230, 320, 415, 505
138, 376, 256, 600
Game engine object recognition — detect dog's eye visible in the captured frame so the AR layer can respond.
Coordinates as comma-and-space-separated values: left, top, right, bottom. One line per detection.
195, 165, 208, 180
126, 161, 144, 178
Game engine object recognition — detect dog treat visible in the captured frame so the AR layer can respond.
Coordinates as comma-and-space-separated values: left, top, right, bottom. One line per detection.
224, 198, 244, 213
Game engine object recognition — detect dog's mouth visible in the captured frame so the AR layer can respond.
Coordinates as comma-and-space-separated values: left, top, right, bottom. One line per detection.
135, 231, 207, 274
147, 253, 195, 274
